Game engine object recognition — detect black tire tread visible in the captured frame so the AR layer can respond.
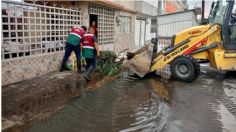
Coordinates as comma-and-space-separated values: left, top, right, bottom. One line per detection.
171, 55, 200, 82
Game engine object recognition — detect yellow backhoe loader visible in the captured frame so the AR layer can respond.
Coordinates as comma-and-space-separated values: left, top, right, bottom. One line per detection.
126, 0, 236, 82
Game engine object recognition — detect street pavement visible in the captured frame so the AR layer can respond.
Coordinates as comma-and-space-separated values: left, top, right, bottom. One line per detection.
165, 64, 236, 132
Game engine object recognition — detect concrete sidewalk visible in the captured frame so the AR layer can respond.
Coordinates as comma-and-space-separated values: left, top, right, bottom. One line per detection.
2, 71, 120, 131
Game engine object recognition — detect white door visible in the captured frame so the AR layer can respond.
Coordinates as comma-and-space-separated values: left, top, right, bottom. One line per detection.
140, 20, 145, 47
135, 19, 146, 48
135, 20, 141, 47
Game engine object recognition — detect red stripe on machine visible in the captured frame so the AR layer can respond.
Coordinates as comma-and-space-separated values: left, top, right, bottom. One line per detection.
183, 38, 207, 55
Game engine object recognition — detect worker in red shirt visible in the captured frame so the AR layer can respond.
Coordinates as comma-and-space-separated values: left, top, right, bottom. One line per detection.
60, 26, 87, 72
81, 27, 100, 81
91, 21, 98, 69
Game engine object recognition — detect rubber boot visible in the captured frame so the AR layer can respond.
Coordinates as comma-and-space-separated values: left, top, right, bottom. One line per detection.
87, 68, 93, 79
60, 63, 66, 72
82, 67, 93, 81
77, 63, 82, 73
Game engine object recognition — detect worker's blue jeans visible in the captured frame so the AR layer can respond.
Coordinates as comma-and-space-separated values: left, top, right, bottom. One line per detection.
93, 56, 96, 69
85, 58, 95, 70
61, 43, 81, 71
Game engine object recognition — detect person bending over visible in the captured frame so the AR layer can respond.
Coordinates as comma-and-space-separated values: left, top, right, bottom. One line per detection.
60, 26, 87, 72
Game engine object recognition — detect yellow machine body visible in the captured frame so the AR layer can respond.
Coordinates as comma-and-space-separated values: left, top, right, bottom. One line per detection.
209, 48, 236, 70
150, 24, 236, 72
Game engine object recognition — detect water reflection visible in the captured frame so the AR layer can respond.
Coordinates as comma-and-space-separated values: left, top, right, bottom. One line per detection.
26, 76, 170, 132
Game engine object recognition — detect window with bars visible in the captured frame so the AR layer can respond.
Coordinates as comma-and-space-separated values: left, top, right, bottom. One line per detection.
89, 4, 115, 45
1, 1, 83, 60
120, 16, 131, 33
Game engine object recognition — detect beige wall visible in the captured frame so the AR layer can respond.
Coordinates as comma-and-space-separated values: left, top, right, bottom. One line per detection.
115, 1, 136, 11
78, 2, 90, 27
114, 11, 135, 53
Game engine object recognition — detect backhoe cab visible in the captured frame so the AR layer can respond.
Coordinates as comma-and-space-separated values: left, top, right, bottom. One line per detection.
209, 0, 236, 50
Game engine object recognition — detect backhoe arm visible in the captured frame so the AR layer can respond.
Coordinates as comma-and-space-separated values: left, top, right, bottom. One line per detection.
150, 24, 221, 72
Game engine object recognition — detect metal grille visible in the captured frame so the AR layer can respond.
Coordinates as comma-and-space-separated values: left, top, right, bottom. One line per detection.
89, 4, 115, 45
1, 0, 83, 60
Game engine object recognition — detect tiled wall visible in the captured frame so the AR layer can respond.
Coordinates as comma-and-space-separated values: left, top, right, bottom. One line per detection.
2, 52, 64, 86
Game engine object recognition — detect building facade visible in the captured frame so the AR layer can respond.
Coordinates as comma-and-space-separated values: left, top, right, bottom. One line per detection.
157, 0, 188, 14
1, 0, 191, 85
1, 0, 136, 85
156, 9, 200, 51
114, 0, 157, 48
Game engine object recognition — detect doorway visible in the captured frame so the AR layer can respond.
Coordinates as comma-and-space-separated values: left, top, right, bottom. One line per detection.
135, 18, 146, 47
89, 14, 98, 37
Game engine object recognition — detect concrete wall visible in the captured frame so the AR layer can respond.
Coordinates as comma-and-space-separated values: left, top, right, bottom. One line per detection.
116, 1, 156, 49
114, 11, 135, 53
114, 1, 136, 11
135, 1, 157, 16
176, 0, 189, 12
2, 52, 64, 86
116, 1, 157, 16
78, 2, 90, 28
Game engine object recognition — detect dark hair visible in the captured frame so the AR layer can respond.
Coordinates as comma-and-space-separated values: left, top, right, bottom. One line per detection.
81, 26, 87, 31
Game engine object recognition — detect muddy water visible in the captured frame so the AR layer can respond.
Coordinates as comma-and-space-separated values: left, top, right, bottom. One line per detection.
25, 76, 170, 132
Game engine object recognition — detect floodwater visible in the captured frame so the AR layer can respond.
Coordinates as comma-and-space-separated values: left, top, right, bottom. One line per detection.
6, 66, 236, 132
23, 66, 236, 132
25, 75, 170, 132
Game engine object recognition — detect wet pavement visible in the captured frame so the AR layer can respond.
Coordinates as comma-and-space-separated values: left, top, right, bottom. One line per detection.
3, 64, 236, 132
167, 64, 236, 132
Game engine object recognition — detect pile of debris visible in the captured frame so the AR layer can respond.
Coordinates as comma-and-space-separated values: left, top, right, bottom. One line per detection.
125, 43, 154, 77
97, 51, 123, 76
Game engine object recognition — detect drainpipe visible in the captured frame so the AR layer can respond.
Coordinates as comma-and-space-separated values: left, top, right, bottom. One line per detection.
202, 0, 205, 21
144, 18, 146, 44
139, 20, 142, 47
158, 0, 162, 15
153, 1, 159, 55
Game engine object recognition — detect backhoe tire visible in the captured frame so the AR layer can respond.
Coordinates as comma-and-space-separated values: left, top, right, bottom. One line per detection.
171, 55, 200, 82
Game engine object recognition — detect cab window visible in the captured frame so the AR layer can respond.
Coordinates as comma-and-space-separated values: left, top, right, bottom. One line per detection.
229, 3, 236, 40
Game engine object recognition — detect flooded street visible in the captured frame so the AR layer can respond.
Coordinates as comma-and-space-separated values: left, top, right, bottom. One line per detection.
24, 65, 236, 132
2, 0, 236, 132
25, 76, 170, 132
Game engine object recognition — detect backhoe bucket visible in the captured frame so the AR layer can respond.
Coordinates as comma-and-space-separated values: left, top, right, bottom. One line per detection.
125, 44, 154, 77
